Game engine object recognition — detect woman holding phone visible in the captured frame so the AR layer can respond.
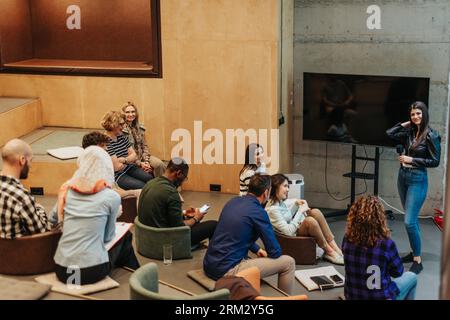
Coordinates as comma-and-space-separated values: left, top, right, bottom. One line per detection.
386, 101, 441, 274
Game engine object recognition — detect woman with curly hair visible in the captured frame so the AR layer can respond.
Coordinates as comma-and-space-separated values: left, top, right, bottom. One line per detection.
101, 111, 153, 190
342, 195, 417, 300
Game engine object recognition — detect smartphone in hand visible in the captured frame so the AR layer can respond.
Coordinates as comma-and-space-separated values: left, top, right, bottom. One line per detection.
199, 204, 210, 214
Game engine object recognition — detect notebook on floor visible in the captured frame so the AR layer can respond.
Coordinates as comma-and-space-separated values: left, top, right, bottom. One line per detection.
295, 266, 345, 291
47, 146, 84, 160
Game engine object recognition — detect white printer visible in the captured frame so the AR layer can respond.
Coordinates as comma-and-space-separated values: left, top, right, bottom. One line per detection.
285, 173, 305, 200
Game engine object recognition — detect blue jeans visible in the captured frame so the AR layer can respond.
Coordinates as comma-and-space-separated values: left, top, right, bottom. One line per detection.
393, 271, 417, 300
397, 167, 427, 257
117, 165, 154, 190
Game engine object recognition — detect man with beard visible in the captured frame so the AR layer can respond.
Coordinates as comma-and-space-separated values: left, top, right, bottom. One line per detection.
203, 174, 296, 295
138, 157, 217, 247
0, 139, 51, 239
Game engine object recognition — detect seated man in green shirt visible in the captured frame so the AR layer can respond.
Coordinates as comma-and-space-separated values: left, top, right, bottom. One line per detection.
138, 157, 217, 246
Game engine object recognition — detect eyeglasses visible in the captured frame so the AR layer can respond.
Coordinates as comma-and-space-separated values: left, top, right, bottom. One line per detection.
179, 171, 188, 181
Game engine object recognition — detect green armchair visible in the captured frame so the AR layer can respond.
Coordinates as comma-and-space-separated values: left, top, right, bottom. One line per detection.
134, 217, 192, 260
129, 263, 230, 300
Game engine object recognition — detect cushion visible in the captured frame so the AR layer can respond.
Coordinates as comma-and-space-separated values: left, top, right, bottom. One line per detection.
214, 276, 259, 300
187, 269, 216, 292
35, 273, 119, 295
0, 276, 51, 300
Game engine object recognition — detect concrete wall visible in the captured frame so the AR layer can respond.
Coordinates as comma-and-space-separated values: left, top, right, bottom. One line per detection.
292, 0, 449, 213
0, 0, 280, 194
278, 0, 294, 173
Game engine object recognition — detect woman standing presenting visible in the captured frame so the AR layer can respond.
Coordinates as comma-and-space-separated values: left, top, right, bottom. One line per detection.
386, 101, 441, 274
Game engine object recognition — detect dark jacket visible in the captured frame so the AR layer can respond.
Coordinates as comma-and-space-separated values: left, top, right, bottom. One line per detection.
386, 123, 441, 168
137, 176, 183, 228
203, 195, 282, 280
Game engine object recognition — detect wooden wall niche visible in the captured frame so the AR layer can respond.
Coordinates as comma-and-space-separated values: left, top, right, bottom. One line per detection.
0, 0, 161, 77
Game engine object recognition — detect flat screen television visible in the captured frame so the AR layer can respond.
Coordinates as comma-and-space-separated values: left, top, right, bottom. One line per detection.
302, 72, 430, 147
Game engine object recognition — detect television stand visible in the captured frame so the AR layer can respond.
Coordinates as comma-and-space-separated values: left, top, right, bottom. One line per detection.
325, 145, 394, 220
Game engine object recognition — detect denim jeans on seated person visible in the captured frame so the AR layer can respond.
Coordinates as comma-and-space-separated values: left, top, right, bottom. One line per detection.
393, 271, 417, 300
117, 165, 154, 190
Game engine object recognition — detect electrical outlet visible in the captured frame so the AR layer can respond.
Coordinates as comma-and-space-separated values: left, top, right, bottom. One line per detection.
30, 187, 44, 196
210, 184, 221, 192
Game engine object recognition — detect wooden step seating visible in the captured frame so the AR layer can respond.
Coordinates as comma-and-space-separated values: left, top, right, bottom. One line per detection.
0, 127, 94, 196
0, 97, 42, 147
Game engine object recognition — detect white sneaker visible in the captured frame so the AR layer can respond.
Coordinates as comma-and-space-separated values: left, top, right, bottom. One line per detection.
324, 253, 344, 265
316, 246, 325, 259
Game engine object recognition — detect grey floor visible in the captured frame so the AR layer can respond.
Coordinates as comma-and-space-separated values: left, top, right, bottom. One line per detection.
3, 190, 440, 300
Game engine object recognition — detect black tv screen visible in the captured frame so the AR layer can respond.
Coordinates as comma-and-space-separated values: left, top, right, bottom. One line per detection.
302, 72, 430, 147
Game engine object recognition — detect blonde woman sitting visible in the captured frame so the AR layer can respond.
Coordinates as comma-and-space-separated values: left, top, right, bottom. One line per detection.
121, 101, 166, 177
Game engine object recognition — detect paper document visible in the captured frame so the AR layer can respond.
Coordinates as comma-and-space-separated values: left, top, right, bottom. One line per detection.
105, 222, 133, 251
47, 146, 84, 160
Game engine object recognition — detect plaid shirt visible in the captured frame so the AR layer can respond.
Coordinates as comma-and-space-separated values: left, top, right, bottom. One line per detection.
0, 175, 51, 239
342, 237, 404, 300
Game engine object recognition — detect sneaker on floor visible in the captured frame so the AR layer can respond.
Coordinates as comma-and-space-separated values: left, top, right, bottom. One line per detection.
316, 246, 325, 259
401, 252, 414, 263
324, 253, 344, 265
409, 261, 423, 274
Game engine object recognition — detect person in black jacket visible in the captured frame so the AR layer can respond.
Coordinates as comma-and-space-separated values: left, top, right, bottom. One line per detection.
386, 101, 441, 274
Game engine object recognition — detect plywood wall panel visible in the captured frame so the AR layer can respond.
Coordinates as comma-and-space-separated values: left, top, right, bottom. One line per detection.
0, 100, 43, 147
0, 0, 279, 194
35, 76, 84, 127
161, 0, 277, 42
80, 77, 145, 128
0, 0, 33, 64
30, 0, 153, 61
140, 79, 165, 160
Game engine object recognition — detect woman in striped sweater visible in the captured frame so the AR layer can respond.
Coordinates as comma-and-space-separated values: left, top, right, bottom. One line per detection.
101, 111, 153, 190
